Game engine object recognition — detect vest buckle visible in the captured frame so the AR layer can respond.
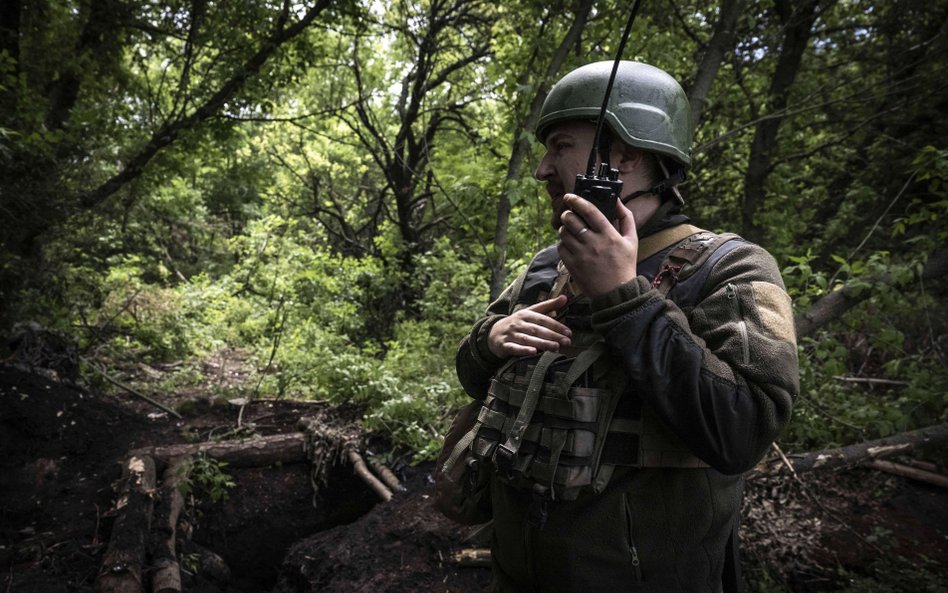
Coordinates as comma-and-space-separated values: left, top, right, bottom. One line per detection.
495, 443, 516, 477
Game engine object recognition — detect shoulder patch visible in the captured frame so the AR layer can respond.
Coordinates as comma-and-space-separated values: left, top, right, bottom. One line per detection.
751, 281, 796, 345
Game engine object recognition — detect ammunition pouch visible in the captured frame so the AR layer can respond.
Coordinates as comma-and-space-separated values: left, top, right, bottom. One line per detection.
470, 333, 707, 503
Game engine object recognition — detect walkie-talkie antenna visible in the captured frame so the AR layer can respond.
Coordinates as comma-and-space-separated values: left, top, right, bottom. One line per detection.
585, 0, 645, 176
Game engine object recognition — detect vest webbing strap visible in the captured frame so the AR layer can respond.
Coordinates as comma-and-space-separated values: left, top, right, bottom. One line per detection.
506, 250, 548, 315
637, 224, 704, 262
558, 342, 606, 396
440, 405, 481, 483
495, 350, 561, 471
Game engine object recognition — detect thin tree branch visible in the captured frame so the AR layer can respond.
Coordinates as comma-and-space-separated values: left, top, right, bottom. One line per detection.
75, 0, 332, 210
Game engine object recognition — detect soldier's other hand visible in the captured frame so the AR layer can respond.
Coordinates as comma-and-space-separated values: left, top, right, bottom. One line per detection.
558, 195, 638, 299
487, 295, 572, 359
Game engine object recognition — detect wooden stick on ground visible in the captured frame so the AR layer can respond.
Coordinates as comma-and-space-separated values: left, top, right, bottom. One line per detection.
865, 459, 948, 489
346, 448, 392, 502
832, 376, 909, 387
750, 422, 948, 477
367, 456, 405, 493
95, 455, 157, 593
451, 548, 491, 568
150, 456, 189, 593
905, 459, 941, 473
85, 360, 182, 419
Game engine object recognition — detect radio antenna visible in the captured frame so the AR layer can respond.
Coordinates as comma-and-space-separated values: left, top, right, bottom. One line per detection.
585, 0, 644, 176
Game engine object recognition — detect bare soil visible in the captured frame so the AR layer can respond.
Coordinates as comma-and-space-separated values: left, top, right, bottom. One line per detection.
1, 363, 946, 593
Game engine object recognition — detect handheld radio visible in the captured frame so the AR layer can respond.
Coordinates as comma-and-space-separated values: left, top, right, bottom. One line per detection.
573, 0, 644, 221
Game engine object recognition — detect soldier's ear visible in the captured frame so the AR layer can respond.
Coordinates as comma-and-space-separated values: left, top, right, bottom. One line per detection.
613, 144, 646, 174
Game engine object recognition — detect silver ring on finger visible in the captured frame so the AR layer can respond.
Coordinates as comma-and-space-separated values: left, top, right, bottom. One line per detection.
576, 227, 589, 236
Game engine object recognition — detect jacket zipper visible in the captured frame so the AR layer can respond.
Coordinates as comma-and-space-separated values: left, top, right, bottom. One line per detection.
624, 494, 644, 582
726, 283, 750, 365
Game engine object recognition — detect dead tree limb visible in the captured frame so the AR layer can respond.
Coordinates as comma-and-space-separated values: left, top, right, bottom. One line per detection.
149, 456, 189, 593
131, 433, 307, 467
751, 423, 948, 478
865, 459, 948, 489
367, 456, 405, 493
451, 547, 491, 568
832, 376, 909, 387
85, 360, 182, 419
95, 455, 157, 593
347, 448, 392, 502
795, 248, 948, 337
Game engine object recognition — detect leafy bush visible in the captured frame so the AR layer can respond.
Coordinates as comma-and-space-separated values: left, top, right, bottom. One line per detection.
178, 455, 236, 504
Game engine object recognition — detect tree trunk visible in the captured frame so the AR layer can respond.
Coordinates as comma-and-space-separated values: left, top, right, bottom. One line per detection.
741, 0, 825, 244
95, 455, 157, 593
687, 0, 745, 127
489, 0, 595, 300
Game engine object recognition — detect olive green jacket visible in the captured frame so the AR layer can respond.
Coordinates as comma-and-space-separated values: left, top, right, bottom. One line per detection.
455, 225, 799, 592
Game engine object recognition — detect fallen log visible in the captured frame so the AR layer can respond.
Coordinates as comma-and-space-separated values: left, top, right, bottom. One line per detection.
131, 433, 307, 467
865, 459, 948, 489
905, 459, 941, 473
133, 429, 398, 503
95, 455, 157, 593
751, 422, 948, 477
150, 456, 189, 593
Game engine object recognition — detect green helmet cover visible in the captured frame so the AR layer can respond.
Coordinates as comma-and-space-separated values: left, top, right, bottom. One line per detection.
536, 61, 693, 168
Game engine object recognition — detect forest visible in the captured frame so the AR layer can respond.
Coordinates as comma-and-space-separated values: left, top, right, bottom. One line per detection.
0, 0, 946, 592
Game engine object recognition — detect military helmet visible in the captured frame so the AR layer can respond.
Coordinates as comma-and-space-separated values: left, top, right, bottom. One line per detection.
536, 61, 693, 168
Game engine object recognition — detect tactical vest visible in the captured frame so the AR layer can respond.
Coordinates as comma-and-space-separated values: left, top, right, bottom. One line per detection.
469, 229, 743, 505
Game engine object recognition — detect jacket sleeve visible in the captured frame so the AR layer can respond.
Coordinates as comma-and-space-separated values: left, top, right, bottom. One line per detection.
455, 276, 519, 400
590, 242, 799, 474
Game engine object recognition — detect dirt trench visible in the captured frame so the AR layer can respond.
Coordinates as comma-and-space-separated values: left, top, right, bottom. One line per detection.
0, 365, 489, 593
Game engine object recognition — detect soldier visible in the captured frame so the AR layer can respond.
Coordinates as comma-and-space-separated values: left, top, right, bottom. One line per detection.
453, 61, 799, 592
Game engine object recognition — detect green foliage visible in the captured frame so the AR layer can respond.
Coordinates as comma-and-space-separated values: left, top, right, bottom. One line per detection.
778, 144, 948, 452
2, 1, 947, 482
178, 455, 236, 505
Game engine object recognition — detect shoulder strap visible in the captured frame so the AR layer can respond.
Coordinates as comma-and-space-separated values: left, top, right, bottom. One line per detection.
652, 231, 741, 296
506, 250, 550, 315
637, 224, 705, 262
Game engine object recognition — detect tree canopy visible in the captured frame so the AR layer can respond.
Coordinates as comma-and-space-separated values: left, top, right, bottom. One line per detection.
1, 0, 945, 467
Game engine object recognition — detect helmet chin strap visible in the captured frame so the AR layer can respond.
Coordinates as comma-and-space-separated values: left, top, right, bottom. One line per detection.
622, 158, 687, 236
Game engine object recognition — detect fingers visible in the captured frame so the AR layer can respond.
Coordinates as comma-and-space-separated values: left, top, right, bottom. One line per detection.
562, 193, 609, 234
528, 294, 569, 314
487, 296, 572, 359
615, 198, 638, 241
